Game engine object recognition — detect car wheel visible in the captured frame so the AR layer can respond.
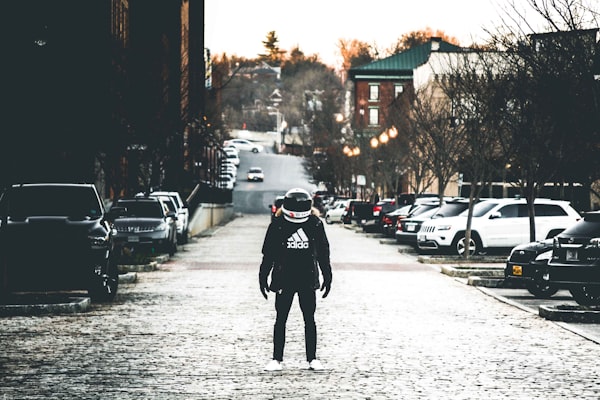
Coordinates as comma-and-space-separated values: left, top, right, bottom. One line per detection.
169, 232, 177, 256
252, 148, 259, 153
181, 228, 188, 244
569, 285, 600, 306
88, 255, 119, 302
325, 215, 333, 224
525, 278, 559, 298
452, 232, 482, 257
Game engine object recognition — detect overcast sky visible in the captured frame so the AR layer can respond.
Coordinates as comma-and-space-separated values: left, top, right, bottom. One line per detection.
205, 0, 525, 67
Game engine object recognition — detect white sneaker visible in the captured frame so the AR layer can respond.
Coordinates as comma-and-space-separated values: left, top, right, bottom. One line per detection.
264, 359, 282, 371
308, 359, 324, 371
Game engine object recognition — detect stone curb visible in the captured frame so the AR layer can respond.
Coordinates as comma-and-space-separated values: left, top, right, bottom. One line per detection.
0, 296, 90, 317
539, 304, 600, 323
420, 255, 507, 264
119, 272, 138, 284
468, 276, 505, 288
440, 264, 505, 278
118, 261, 159, 273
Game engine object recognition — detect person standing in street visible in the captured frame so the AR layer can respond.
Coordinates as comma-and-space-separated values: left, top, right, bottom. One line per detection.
259, 188, 332, 372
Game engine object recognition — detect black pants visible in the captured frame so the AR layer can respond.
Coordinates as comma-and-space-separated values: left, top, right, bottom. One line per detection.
273, 287, 316, 362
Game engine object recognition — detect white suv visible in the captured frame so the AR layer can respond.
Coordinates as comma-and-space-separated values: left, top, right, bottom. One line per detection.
150, 191, 189, 244
417, 198, 580, 256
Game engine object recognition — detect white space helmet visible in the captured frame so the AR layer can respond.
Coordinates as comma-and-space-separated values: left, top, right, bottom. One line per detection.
281, 188, 312, 223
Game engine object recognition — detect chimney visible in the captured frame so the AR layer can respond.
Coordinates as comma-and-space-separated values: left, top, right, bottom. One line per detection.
431, 37, 441, 51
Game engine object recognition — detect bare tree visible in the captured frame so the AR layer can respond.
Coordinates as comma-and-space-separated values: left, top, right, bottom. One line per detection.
437, 51, 508, 257
407, 82, 467, 204
489, 0, 600, 239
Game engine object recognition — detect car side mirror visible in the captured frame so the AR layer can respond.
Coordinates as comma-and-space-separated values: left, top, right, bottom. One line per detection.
167, 211, 177, 219
489, 211, 501, 219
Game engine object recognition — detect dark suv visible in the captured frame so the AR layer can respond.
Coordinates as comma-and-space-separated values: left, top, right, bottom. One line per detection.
547, 211, 600, 305
111, 196, 178, 256
0, 183, 119, 301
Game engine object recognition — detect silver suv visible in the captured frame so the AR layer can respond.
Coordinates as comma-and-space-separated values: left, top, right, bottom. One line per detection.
417, 198, 581, 256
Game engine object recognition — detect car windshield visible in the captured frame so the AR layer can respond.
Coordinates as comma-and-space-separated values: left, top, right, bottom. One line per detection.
432, 202, 469, 218
116, 201, 163, 218
409, 207, 439, 220
249, 168, 262, 173
3, 186, 102, 218
459, 201, 498, 218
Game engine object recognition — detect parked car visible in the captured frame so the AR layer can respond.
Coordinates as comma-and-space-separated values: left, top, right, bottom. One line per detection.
0, 183, 120, 301
396, 207, 441, 245
148, 191, 190, 244
504, 238, 558, 298
216, 175, 235, 190
223, 138, 264, 153
381, 205, 414, 237
417, 198, 581, 256
546, 211, 600, 305
325, 199, 351, 224
111, 196, 178, 256
219, 163, 238, 179
247, 167, 265, 182
396, 198, 474, 246
270, 195, 285, 221
361, 199, 398, 233
223, 150, 240, 166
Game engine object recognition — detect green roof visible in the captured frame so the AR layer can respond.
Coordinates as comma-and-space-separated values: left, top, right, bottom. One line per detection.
349, 39, 464, 79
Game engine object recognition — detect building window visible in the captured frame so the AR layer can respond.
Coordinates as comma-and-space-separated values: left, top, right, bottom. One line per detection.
368, 107, 379, 126
369, 84, 379, 101
394, 84, 404, 98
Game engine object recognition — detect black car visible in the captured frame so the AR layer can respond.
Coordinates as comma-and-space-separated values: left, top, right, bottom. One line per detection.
504, 238, 558, 298
111, 196, 178, 256
270, 195, 285, 221
547, 211, 600, 305
0, 183, 120, 301
381, 205, 413, 237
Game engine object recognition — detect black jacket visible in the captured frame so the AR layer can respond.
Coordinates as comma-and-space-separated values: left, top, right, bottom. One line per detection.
259, 211, 332, 291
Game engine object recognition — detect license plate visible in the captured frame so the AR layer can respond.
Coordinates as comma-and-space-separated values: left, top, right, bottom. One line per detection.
512, 265, 522, 276
566, 249, 578, 261
406, 223, 416, 232
128, 236, 140, 243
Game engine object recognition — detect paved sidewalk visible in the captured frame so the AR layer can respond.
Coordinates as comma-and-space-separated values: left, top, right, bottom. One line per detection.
1, 215, 600, 399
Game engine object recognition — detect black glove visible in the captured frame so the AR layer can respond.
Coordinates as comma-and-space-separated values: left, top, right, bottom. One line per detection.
260, 280, 269, 300
320, 280, 331, 298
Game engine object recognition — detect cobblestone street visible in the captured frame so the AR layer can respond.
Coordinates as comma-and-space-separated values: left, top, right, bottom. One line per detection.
2, 214, 600, 399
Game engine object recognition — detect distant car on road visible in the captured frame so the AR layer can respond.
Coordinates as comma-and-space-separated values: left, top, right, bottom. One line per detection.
223, 138, 264, 153
247, 167, 264, 182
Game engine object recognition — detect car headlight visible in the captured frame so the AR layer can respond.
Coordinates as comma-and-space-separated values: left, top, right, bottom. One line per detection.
534, 250, 553, 262
437, 225, 452, 231
88, 234, 110, 247
154, 222, 167, 232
